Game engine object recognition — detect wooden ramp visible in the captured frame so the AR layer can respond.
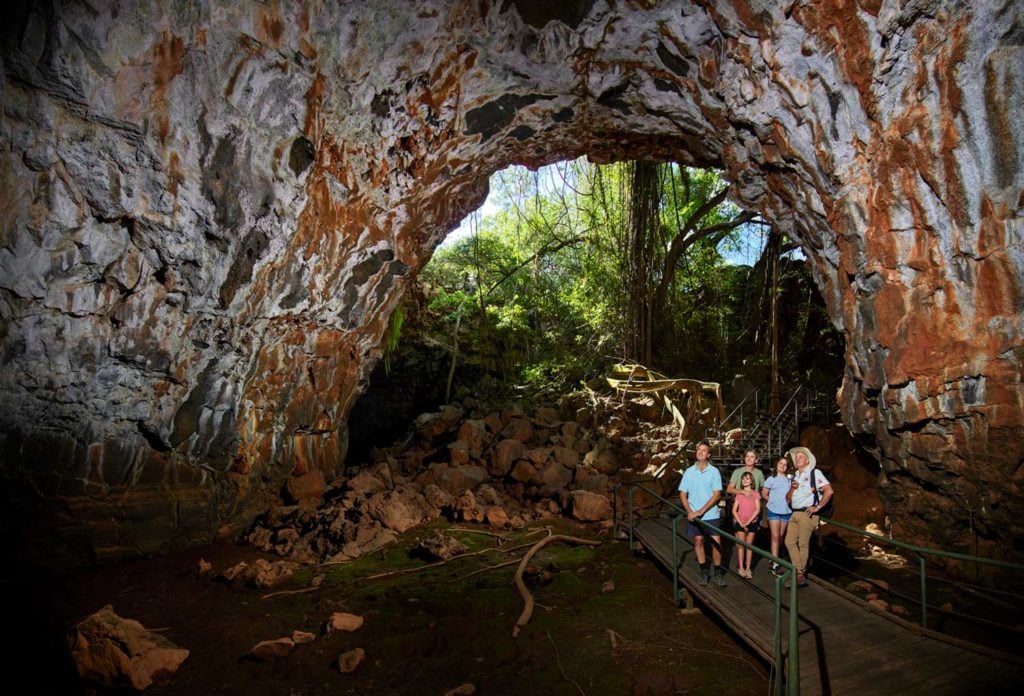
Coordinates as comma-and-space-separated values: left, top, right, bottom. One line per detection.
633, 515, 1023, 695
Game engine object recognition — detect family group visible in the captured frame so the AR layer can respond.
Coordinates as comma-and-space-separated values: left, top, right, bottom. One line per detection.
677, 441, 834, 589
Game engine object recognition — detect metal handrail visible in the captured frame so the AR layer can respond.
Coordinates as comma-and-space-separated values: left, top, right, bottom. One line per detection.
817, 516, 1024, 629
721, 386, 762, 430
620, 481, 800, 695
768, 384, 804, 428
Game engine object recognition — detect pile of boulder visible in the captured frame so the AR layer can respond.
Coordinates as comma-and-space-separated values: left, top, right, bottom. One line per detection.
246, 396, 684, 565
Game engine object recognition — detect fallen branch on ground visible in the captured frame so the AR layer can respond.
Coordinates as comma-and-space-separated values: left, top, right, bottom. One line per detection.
449, 557, 522, 582
512, 534, 601, 638
260, 586, 321, 600
447, 527, 509, 542
606, 628, 626, 650
365, 547, 502, 580
548, 630, 587, 696
366, 528, 551, 581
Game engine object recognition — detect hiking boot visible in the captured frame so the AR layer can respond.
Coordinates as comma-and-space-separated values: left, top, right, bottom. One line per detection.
713, 567, 727, 587
698, 567, 709, 586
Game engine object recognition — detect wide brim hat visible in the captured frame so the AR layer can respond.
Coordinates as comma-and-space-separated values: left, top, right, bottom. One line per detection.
786, 446, 816, 469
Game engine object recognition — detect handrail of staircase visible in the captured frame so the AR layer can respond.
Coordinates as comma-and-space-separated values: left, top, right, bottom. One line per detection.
816, 516, 1024, 631
617, 480, 801, 695
768, 384, 804, 428
721, 386, 762, 431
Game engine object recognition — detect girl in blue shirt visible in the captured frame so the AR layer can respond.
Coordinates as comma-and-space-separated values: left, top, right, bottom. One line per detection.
761, 456, 793, 576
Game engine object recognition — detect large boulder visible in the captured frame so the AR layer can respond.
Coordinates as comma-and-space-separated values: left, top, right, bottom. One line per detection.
570, 491, 613, 522
489, 439, 526, 477
69, 606, 190, 691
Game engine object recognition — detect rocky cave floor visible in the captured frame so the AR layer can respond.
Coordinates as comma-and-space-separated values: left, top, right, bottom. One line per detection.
16, 393, 1023, 694
26, 518, 774, 695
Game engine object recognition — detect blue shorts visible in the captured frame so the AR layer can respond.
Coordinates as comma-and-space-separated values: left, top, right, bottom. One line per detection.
687, 520, 721, 538
767, 511, 792, 522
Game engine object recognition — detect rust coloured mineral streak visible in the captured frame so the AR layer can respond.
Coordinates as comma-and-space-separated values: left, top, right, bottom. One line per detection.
1, 0, 1021, 565
233, 35, 477, 494
801, 2, 1022, 552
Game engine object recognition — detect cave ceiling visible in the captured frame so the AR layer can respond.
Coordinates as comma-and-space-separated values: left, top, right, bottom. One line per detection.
0, 0, 1021, 564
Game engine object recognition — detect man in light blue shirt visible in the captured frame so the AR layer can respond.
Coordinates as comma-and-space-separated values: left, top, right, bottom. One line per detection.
678, 440, 725, 586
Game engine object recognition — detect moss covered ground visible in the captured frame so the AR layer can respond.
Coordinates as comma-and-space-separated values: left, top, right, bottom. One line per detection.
39, 518, 769, 695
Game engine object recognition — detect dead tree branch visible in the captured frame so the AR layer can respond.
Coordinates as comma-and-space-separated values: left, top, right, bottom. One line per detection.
512, 534, 602, 637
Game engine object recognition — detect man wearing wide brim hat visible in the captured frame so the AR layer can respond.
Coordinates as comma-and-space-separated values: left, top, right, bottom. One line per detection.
784, 446, 833, 587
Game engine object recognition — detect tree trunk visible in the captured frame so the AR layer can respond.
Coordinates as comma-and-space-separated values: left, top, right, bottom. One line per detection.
767, 230, 782, 414
626, 161, 661, 366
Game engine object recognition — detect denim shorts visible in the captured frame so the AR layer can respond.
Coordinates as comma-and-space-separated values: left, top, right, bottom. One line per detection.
767, 511, 792, 522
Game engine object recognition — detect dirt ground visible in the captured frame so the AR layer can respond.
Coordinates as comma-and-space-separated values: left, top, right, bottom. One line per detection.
21, 518, 771, 695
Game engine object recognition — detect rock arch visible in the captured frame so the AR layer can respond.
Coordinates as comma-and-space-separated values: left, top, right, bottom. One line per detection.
1, 0, 1021, 564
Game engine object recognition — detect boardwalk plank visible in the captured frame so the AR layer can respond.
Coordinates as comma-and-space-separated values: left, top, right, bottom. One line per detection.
631, 515, 1023, 696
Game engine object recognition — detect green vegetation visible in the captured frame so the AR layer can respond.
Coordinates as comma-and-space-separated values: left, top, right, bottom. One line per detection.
418, 159, 843, 399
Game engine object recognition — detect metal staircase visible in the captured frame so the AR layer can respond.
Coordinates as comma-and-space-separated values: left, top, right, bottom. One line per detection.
707, 386, 838, 468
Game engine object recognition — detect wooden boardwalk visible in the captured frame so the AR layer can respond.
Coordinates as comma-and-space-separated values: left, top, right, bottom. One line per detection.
632, 515, 1023, 695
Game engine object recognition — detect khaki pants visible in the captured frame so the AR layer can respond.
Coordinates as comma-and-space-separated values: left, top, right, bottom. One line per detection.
784, 510, 819, 575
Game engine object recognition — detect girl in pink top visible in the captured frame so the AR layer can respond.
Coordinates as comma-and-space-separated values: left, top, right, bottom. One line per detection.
732, 471, 761, 578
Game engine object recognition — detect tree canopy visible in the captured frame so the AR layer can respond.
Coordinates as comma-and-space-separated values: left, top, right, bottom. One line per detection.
416, 158, 843, 400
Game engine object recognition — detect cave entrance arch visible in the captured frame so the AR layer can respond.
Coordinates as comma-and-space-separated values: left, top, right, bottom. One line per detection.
351, 157, 827, 464
2, 0, 1020, 565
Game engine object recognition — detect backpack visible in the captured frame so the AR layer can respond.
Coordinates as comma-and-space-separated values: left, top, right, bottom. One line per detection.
812, 470, 834, 518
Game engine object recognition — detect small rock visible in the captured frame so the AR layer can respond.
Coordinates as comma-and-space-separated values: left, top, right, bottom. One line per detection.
444, 684, 477, 695
221, 561, 250, 583
485, 505, 510, 528
601, 580, 615, 593
866, 598, 890, 612
292, 630, 316, 644
248, 637, 295, 661
251, 559, 297, 589
337, 647, 365, 674
509, 460, 537, 483
845, 580, 873, 594
220, 558, 297, 589
328, 612, 364, 633
418, 534, 469, 561
197, 558, 212, 576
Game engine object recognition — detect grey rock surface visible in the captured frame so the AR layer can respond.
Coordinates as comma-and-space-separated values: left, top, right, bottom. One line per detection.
0, 0, 1021, 563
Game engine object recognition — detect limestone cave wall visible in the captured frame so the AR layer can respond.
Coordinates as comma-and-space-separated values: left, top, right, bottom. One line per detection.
1, 0, 1021, 565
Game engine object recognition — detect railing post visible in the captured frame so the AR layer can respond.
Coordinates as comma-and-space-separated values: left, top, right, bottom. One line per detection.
788, 572, 800, 695
774, 574, 785, 696
918, 553, 928, 628
673, 515, 680, 605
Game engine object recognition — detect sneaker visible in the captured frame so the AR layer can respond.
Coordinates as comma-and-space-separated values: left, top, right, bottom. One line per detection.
770, 562, 781, 576
698, 568, 709, 586
785, 573, 808, 589
713, 567, 727, 587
